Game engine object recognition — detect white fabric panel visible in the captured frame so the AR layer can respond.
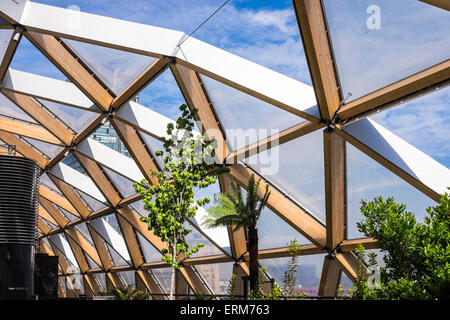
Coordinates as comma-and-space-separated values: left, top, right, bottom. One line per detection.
177, 37, 317, 118
115, 101, 175, 139
77, 137, 144, 182
343, 118, 450, 195
50, 162, 107, 203
194, 206, 230, 248
12, 2, 317, 121
3, 68, 97, 111
19, 1, 184, 58
90, 217, 131, 263
0, 0, 29, 23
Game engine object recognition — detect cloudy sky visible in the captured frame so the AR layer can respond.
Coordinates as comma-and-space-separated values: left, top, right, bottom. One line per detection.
1, 0, 449, 281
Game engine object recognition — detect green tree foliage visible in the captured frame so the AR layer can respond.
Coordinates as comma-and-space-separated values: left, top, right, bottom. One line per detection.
202, 174, 270, 293
133, 104, 227, 300
109, 286, 150, 300
351, 191, 450, 299
282, 239, 302, 298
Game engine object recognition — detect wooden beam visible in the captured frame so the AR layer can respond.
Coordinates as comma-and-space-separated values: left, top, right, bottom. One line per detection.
39, 205, 58, 226
49, 175, 91, 219
293, 0, 340, 120
0, 131, 48, 168
111, 58, 169, 108
323, 130, 346, 250
74, 151, 121, 207
65, 234, 90, 273
26, 31, 113, 111
116, 213, 144, 269
110, 118, 159, 185
48, 240, 70, 275
0, 117, 62, 145
336, 252, 359, 282
83, 274, 101, 296
1, 89, 74, 145
228, 164, 327, 248
39, 196, 69, 228
40, 185, 80, 218
179, 266, 210, 295
116, 206, 167, 253
226, 121, 323, 164
106, 272, 126, 291
0, 27, 22, 81
136, 270, 166, 300
318, 257, 341, 296
170, 64, 228, 162
419, 0, 450, 11
338, 60, 450, 120
38, 217, 51, 235
86, 223, 113, 271
65, 228, 104, 270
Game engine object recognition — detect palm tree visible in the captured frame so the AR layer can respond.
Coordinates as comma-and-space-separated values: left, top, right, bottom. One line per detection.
202, 174, 270, 293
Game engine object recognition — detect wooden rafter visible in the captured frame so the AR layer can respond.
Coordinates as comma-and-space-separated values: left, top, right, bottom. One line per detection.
319, 130, 346, 296
40, 196, 69, 228
110, 118, 159, 185
65, 234, 90, 273
170, 63, 228, 163
38, 217, 51, 235
136, 270, 167, 300
293, 0, 340, 120
74, 151, 121, 207
179, 266, 211, 296
116, 213, 144, 268
49, 175, 91, 219
83, 274, 101, 296
25, 31, 113, 111
338, 60, 450, 121
39, 205, 58, 226
226, 121, 324, 164
106, 272, 126, 291
419, 0, 450, 11
111, 58, 170, 108
65, 228, 104, 270
86, 223, 113, 271
40, 185, 80, 218
1, 89, 74, 145
0, 117, 62, 145
0, 27, 22, 81
0, 130, 48, 168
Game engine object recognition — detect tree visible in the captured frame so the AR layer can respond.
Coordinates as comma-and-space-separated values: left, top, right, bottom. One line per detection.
282, 239, 302, 298
202, 174, 270, 294
133, 104, 226, 300
351, 190, 450, 299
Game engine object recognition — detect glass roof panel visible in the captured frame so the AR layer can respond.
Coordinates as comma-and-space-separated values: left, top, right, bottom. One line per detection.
322, 0, 450, 102
10, 36, 67, 80
200, 74, 304, 151
23, 137, 62, 159
195, 262, 234, 296
0, 29, 13, 63
152, 268, 171, 294
346, 142, 436, 239
90, 121, 130, 158
38, 98, 99, 133
105, 242, 130, 267
101, 165, 137, 198
74, 188, 107, 212
40, 172, 60, 192
118, 271, 136, 288
136, 232, 162, 263
0, 93, 39, 124
184, 221, 224, 258
246, 129, 326, 222
63, 38, 155, 95
261, 253, 325, 296
138, 131, 164, 169
370, 87, 450, 168
138, 69, 186, 121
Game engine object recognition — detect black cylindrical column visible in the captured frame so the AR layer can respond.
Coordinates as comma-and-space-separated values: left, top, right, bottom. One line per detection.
0, 155, 39, 300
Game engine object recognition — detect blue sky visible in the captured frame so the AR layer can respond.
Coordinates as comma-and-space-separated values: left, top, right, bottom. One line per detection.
2, 0, 449, 248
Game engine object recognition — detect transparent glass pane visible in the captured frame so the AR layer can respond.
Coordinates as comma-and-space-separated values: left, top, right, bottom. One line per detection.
136, 232, 162, 263
10, 36, 67, 80
118, 271, 136, 288
106, 242, 130, 267
57, 206, 79, 223
23, 137, 62, 158
152, 268, 172, 293
184, 222, 224, 258
62, 153, 85, 173
346, 143, 436, 239
261, 253, 325, 296
76, 223, 93, 245
370, 87, 450, 168
64, 38, 155, 94
258, 206, 310, 250
323, 0, 450, 101
39, 98, 99, 133
195, 262, 234, 296
137, 70, 186, 121
200, 74, 304, 151
246, 129, 326, 222
102, 166, 137, 198
93, 273, 106, 293
0, 93, 39, 124
138, 131, 164, 169
74, 188, 107, 212
90, 122, 130, 157
40, 172, 60, 192
85, 254, 100, 270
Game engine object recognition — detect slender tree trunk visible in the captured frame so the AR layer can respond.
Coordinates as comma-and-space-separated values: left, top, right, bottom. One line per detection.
248, 224, 259, 293
169, 239, 177, 300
